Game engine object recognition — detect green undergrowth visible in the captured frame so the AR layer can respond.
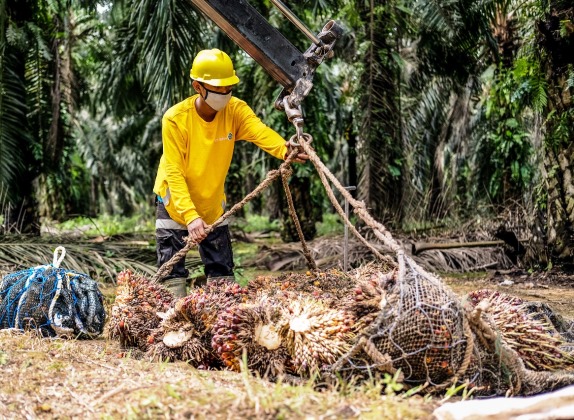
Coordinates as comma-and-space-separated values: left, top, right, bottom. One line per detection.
44, 213, 155, 237
43, 212, 349, 240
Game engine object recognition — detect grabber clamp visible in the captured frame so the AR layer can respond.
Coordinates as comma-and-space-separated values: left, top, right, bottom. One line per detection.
283, 96, 306, 147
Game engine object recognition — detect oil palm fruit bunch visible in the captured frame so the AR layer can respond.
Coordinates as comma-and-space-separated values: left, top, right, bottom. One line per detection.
340, 268, 397, 331
200, 277, 247, 299
466, 289, 574, 371
148, 280, 245, 367
145, 303, 214, 367
211, 299, 292, 378
182, 280, 248, 333
280, 296, 356, 375
108, 270, 174, 350
148, 279, 246, 367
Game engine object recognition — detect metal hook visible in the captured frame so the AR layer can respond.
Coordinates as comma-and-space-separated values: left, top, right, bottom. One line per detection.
288, 133, 300, 147
283, 96, 302, 121
293, 117, 304, 140
288, 132, 313, 148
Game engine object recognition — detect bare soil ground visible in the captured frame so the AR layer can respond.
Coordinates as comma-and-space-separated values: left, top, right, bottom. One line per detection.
1, 268, 572, 419
444, 268, 574, 318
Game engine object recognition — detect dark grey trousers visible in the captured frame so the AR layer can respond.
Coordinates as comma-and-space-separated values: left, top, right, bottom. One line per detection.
155, 200, 234, 280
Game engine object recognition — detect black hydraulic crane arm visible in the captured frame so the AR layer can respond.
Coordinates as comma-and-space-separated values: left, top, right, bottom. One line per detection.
187, 0, 343, 110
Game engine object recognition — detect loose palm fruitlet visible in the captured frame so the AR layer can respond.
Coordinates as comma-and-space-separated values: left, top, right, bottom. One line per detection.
211, 300, 292, 378
281, 297, 356, 375
247, 270, 356, 304
107, 270, 175, 350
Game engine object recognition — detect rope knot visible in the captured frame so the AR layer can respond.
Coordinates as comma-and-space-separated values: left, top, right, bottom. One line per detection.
281, 166, 294, 178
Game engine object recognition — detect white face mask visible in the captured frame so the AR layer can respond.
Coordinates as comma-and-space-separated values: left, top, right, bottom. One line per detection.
202, 86, 232, 111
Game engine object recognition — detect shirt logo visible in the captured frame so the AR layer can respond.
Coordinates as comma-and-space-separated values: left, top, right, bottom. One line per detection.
214, 132, 234, 143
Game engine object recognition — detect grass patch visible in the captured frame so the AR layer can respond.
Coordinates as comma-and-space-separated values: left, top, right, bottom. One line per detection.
316, 213, 349, 237
0, 331, 436, 419
44, 214, 154, 237
235, 214, 281, 234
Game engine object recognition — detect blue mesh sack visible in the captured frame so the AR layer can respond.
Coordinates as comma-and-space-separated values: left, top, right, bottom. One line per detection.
0, 247, 106, 338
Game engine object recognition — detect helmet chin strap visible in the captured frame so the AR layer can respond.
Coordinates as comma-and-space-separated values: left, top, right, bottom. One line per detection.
200, 85, 209, 100
201, 83, 232, 99
194, 82, 211, 104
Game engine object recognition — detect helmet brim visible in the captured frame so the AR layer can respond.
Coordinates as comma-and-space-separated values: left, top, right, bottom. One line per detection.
191, 74, 240, 87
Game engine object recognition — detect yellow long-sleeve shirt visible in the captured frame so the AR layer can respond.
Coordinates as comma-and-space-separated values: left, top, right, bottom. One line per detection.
153, 95, 288, 226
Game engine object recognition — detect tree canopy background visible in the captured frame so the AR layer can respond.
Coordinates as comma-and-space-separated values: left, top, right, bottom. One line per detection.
0, 0, 572, 266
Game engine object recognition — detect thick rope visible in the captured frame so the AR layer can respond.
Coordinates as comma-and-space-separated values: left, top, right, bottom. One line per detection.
298, 137, 440, 278
280, 166, 317, 270
362, 338, 401, 376
291, 133, 395, 268
152, 149, 302, 283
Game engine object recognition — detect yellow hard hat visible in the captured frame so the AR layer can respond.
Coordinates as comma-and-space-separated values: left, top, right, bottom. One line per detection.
190, 49, 240, 86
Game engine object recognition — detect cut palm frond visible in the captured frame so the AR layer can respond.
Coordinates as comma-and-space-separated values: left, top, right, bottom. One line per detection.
0, 236, 202, 283
248, 234, 514, 273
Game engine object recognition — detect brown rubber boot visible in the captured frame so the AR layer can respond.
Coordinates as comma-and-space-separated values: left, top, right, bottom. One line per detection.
162, 277, 187, 298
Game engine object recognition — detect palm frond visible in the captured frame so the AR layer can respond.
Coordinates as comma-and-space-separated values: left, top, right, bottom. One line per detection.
101, 0, 204, 113
0, 236, 202, 283
73, 111, 156, 214
395, 0, 504, 222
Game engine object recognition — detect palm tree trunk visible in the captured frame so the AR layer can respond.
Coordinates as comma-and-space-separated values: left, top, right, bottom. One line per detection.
538, 2, 574, 263
357, 0, 402, 223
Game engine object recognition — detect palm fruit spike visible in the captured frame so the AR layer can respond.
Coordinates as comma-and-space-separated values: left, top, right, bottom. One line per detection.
347, 261, 395, 282
246, 275, 275, 297
211, 300, 292, 378
281, 296, 356, 375
466, 289, 523, 307
467, 289, 574, 371
107, 270, 175, 350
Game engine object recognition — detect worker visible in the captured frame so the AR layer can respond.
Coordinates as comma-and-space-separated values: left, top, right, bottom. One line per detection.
153, 48, 308, 297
